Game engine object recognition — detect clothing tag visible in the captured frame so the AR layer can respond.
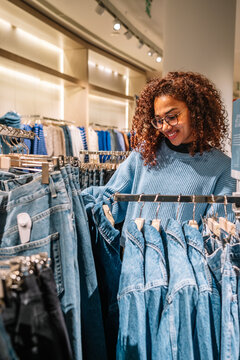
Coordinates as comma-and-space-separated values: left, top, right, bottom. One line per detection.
102, 204, 115, 227
151, 219, 161, 232
135, 218, 145, 231
17, 213, 32, 244
0, 157, 11, 170
188, 220, 199, 230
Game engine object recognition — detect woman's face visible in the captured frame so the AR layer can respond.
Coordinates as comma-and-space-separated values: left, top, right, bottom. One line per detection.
154, 95, 194, 145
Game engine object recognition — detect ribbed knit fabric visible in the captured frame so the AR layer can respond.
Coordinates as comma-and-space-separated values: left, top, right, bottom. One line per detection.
82, 140, 236, 245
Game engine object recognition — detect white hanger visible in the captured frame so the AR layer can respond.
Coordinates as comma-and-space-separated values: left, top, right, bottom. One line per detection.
135, 193, 145, 231
188, 195, 199, 229
151, 194, 161, 232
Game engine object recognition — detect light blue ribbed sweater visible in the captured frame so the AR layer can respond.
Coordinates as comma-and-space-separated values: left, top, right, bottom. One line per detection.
82, 140, 236, 244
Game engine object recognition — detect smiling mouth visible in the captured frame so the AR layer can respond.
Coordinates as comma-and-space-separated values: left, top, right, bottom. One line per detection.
165, 130, 178, 139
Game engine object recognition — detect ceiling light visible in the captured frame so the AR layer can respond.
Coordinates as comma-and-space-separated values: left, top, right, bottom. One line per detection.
114, 71, 118, 76
124, 30, 132, 40
113, 19, 121, 31
95, 3, 104, 15
148, 48, 154, 56
98, 65, 105, 71
137, 40, 144, 49
156, 55, 162, 63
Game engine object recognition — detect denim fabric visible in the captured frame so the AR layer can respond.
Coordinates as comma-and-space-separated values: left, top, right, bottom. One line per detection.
0, 172, 82, 360
157, 219, 198, 360
2, 272, 71, 360
0, 314, 18, 360
100, 169, 105, 186
93, 169, 100, 186
143, 224, 168, 360
184, 224, 221, 360
229, 242, 240, 355
39, 267, 73, 360
221, 244, 239, 360
64, 165, 107, 360
117, 220, 147, 360
90, 202, 122, 359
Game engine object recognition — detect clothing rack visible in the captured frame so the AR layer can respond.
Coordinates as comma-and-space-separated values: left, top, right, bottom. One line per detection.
0, 124, 35, 139
113, 193, 240, 206
21, 114, 75, 125
89, 122, 118, 129
79, 150, 131, 156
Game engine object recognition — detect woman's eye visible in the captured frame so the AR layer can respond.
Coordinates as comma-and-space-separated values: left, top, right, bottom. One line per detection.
167, 115, 176, 120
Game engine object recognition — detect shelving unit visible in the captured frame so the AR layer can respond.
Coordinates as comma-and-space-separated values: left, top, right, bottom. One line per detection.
0, 0, 147, 129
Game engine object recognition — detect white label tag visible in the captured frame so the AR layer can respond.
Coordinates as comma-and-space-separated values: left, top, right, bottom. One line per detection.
17, 213, 32, 244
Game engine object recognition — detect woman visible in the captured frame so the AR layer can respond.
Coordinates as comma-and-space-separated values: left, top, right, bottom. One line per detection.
83, 71, 236, 245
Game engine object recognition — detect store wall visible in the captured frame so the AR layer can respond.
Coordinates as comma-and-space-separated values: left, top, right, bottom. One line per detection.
89, 96, 127, 129
163, 0, 236, 154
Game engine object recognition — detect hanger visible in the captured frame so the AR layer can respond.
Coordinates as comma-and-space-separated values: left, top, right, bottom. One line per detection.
135, 193, 145, 231
219, 195, 236, 236
102, 193, 115, 227
207, 195, 220, 237
176, 194, 181, 222
188, 195, 199, 229
151, 194, 161, 232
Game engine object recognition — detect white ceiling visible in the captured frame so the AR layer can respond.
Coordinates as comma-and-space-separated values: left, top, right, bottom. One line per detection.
24, 0, 240, 84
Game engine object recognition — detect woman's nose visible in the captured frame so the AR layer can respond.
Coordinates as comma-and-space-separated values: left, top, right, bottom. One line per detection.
161, 121, 173, 132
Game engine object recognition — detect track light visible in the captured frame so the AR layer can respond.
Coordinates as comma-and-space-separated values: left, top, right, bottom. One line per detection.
124, 30, 132, 40
137, 40, 144, 49
156, 55, 162, 63
113, 18, 121, 31
95, 3, 104, 15
147, 48, 154, 56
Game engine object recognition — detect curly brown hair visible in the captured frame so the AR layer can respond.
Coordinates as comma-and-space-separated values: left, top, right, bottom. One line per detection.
131, 71, 229, 166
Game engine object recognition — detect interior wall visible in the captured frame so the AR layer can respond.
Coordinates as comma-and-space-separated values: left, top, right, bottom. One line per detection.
163, 0, 236, 155
89, 96, 127, 129
0, 61, 62, 118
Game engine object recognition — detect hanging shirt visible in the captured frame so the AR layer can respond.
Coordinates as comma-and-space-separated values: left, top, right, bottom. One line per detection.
88, 127, 99, 151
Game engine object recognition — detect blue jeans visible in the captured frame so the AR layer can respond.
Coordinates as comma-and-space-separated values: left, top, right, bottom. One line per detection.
90, 201, 122, 359
184, 223, 221, 359
143, 223, 168, 360
117, 220, 147, 360
64, 165, 107, 360
157, 219, 198, 360
0, 172, 82, 360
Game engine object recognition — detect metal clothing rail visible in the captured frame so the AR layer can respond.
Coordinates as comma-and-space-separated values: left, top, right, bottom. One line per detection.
0, 124, 35, 139
113, 193, 240, 206
79, 150, 131, 156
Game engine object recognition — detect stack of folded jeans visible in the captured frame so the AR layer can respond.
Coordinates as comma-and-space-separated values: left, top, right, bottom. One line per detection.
0, 166, 107, 360
117, 218, 240, 360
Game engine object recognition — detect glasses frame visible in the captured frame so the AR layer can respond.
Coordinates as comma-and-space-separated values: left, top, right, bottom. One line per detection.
151, 111, 183, 129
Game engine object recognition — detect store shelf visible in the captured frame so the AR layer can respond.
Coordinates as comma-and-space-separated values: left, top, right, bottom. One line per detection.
0, 48, 85, 86
89, 84, 134, 101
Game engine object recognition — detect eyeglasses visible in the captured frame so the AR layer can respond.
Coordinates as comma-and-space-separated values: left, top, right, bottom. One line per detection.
151, 111, 182, 129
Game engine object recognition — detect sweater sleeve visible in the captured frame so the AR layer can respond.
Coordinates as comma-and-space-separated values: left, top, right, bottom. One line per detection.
204, 167, 237, 221
81, 151, 138, 223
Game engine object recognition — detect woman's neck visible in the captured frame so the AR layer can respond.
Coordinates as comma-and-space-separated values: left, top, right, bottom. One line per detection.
165, 138, 193, 153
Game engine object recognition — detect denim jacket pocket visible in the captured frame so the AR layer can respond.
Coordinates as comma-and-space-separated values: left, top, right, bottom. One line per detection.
0, 232, 64, 296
